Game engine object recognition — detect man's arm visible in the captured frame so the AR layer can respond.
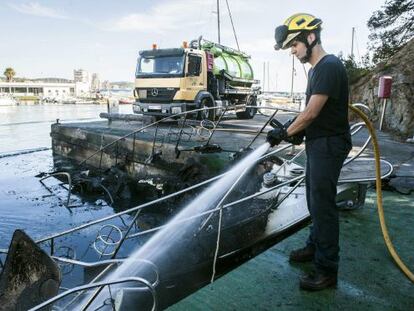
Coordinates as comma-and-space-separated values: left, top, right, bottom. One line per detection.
286, 94, 329, 137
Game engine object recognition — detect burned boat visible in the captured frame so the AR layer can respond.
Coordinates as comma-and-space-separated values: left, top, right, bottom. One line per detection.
0, 104, 392, 310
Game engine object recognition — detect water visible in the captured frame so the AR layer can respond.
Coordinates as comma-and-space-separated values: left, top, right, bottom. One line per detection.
80, 143, 270, 308
0, 104, 115, 241
0, 103, 270, 308
0, 103, 135, 289
0, 103, 132, 154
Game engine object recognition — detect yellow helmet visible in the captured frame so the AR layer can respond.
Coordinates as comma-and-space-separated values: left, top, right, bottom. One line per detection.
274, 13, 322, 50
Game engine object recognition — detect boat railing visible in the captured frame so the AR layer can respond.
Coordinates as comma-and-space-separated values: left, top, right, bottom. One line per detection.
2, 102, 394, 310
0, 103, 388, 260
28, 276, 157, 311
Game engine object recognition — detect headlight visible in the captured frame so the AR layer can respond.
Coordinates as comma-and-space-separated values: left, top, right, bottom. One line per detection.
133, 105, 141, 113
171, 107, 182, 114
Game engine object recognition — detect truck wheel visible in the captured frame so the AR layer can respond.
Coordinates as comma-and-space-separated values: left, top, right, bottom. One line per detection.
197, 98, 216, 121
236, 96, 257, 119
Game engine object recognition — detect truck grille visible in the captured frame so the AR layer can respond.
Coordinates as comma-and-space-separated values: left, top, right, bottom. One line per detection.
136, 87, 178, 103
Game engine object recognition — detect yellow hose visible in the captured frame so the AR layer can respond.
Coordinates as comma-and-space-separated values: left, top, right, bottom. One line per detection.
349, 104, 414, 283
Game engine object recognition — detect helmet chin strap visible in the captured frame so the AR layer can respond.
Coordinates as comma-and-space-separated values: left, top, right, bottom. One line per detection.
299, 36, 318, 64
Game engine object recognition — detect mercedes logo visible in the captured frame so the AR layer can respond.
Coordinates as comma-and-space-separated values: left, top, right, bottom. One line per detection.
151, 88, 159, 96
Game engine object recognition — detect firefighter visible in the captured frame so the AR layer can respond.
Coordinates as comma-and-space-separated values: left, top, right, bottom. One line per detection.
267, 13, 352, 290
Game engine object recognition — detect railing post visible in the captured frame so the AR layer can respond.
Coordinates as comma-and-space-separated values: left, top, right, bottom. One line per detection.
50, 238, 54, 256
132, 132, 136, 163
175, 113, 188, 158
115, 141, 119, 165
99, 150, 103, 170
206, 106, 227, 145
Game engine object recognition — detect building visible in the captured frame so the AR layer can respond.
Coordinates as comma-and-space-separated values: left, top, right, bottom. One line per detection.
73, 69, 91, 97
74, 81, 90, 97
0, 69, 105, 99
90, 73, 100, 92
0, 81, 75, 99
73, 69, 89, 83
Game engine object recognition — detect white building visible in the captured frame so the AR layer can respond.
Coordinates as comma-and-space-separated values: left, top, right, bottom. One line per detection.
0, 81, 75, 100
73, 69, 92, 97
90, 73, 100, 92
1, 69, 103, 99
73, 69, 89, 83
74, 81, 90, 97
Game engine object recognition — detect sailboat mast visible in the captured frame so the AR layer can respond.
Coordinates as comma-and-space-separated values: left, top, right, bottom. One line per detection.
351, 27, 355, 59
217, 0, 221, 44
263, 62, 266, 91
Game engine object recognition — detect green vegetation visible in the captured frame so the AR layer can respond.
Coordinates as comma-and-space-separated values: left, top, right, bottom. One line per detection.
368, 0, 414, 64
3, 67, 15, 82
339, 0, 414, 84
338, 53, 372, 84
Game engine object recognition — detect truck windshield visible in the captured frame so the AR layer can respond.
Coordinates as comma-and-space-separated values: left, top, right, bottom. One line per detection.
136, 56, 185, 78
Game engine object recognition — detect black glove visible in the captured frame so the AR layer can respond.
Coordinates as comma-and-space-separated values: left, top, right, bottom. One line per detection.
282, 118, 305, 145
266, 127, 287, 147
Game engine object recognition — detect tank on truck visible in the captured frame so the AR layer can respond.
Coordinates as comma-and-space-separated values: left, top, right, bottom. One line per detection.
195, 37, 261, 120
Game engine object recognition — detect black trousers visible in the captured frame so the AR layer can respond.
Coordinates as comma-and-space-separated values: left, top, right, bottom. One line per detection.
305, 134, 352, 274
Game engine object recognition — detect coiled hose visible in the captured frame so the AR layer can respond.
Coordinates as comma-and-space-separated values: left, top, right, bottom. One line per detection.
349, 104, 414, 283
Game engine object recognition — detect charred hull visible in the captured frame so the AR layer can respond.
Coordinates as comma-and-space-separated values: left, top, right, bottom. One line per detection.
108, 201, 308, 310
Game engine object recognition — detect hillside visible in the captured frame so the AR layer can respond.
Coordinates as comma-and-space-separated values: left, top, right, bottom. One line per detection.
350, 38, 414, 138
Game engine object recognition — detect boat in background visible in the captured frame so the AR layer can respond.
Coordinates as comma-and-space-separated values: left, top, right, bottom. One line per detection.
0, 94, 18, 106
118, 97, 134, 105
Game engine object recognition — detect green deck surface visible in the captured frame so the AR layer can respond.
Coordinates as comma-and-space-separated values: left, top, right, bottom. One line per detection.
168, 190, 414, 310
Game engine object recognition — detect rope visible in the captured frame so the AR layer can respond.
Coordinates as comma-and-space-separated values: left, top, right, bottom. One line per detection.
210, 207, 223, 282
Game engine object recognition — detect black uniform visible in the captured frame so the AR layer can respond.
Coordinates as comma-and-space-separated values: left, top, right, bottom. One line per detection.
305, 54, 352, 275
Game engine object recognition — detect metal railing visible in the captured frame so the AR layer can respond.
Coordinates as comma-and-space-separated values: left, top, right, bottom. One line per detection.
16, 102, 392, 310
0, 103, 387, 257
29, 277, 157, 311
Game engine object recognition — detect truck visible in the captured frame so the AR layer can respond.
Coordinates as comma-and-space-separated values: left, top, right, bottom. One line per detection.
132, 38, 260, 120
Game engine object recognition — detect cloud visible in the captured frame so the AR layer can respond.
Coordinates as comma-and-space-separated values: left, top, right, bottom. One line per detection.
108, 0, 209, 34
9, 2, 69, 19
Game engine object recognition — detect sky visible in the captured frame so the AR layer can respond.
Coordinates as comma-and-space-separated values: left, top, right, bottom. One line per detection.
0, 0, 386, 92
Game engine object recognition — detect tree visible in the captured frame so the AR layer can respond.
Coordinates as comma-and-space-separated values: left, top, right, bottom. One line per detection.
4, 67, 16, 82
367, 0, 414, 64
338, 52, 371, 84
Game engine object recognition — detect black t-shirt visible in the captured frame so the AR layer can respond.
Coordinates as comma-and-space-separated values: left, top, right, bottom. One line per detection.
305, 54, 350, 140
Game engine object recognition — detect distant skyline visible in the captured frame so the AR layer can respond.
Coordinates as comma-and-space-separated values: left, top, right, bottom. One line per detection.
1, 0, 386, 92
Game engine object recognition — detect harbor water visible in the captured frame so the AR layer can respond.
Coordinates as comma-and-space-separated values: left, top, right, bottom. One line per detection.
0, 103, 134, 288
0, 103, 132, 154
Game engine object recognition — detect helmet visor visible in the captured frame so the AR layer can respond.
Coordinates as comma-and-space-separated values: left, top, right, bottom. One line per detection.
274, 25, 288, 50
